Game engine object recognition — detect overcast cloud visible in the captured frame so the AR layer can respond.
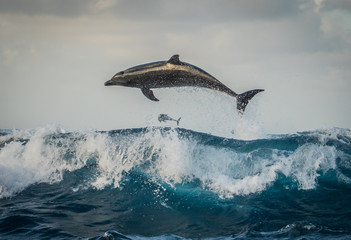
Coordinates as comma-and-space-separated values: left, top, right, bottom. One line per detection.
0, 0, 350, 134
0, 0, 303, 19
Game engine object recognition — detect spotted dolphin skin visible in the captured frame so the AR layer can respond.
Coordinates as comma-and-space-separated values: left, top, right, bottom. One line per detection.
105, 55, 264, 113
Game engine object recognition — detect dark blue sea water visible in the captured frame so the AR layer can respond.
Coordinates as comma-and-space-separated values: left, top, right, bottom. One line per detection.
0, 126, 350, 239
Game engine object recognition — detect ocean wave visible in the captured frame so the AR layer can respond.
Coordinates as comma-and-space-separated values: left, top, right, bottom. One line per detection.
1, 126, 350, 199
1, 126, 351, 239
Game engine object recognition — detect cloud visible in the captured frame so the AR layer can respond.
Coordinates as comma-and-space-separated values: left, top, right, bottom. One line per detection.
319, 10, 351, 45
322, 0, 351, 12
0, 0, 303, 21
0, 0, 97, 17
1, 47, 19, 65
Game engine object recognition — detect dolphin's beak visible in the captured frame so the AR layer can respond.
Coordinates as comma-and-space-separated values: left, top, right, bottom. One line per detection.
104, 77, 129, 86
104, 79, 114, 86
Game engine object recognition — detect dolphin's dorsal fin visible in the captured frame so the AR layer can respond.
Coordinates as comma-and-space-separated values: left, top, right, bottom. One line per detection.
167, 54, 181, 65
141, 87, 159, 101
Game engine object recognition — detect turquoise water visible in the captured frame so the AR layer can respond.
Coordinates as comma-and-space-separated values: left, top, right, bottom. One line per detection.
0, 127, 350, 239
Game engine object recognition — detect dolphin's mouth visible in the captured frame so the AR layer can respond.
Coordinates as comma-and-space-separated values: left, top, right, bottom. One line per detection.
104, 79, 114, 86
104, 78, 130, 86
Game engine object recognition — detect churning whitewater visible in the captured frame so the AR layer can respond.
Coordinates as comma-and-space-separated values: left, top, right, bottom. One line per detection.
0, 126, 351, 239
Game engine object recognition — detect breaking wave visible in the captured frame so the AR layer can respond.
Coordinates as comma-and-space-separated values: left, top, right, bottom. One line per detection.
0, 126, 350, 239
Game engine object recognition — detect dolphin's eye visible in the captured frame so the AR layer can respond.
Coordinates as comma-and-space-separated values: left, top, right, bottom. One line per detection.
119, 71, 124, 75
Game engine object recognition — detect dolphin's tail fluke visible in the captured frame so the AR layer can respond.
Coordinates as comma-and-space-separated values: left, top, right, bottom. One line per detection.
176, 117, 181, 126
236, 89, 264, 114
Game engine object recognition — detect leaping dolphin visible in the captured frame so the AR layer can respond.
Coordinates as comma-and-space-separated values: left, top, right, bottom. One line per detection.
158, 114, 181, 126
104, 55, 264, 113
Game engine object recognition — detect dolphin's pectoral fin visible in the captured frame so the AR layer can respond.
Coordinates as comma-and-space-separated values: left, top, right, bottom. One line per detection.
141, 87, 159, 101
237, 89, 264, 114
167, 54, 181, 65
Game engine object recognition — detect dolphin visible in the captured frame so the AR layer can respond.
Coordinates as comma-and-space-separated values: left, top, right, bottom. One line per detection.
158, 114, 181, 126
105, 55, 264, 113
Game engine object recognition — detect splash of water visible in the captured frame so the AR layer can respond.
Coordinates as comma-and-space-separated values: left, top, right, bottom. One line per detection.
1, 126, 349, 200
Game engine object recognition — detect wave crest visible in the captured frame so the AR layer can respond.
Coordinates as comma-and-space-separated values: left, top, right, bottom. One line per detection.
0, 126, 350, 199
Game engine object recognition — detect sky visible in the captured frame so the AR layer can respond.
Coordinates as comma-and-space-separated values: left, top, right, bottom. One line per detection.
0, 0, 350, 135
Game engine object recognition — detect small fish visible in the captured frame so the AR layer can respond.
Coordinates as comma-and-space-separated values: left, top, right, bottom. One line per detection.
158, 114, 181, 126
